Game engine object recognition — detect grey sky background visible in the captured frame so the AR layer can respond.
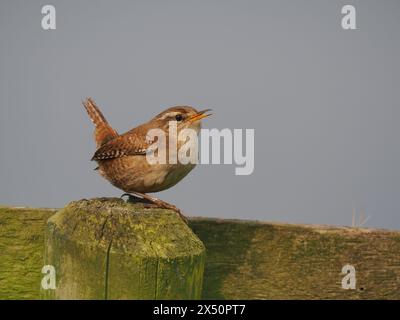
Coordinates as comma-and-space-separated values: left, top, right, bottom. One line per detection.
1, 0, 399, 229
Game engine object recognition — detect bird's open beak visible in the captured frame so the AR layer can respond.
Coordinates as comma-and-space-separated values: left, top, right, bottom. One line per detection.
188, 109, 212, 123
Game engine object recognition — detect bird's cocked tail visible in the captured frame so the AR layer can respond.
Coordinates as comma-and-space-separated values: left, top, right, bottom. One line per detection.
82, 97, 119, 147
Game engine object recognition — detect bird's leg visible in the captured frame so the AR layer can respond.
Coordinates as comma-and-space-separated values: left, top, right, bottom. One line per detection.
124, 192, 188, 224
120, 193, 154, 205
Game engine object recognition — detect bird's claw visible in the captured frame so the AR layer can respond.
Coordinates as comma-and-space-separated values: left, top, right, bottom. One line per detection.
120, 193, 188, 224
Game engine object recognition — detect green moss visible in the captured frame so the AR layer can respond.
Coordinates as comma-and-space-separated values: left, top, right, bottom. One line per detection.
0, 207, 56, 299
48, 198, 204, 257
189, 218, 400, 299
2, 205, 400, 300
45, 198, 205, 299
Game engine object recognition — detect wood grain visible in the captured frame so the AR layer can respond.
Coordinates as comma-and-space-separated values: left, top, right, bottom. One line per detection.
43, 198, 205, 299
189, 218, 400, 299
1, 204, 400, 299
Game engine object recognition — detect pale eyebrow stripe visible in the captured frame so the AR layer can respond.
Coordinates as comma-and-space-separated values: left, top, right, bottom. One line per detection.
159, 112, 180, 120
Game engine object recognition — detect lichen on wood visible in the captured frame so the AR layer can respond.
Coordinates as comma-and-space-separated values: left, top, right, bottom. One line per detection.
43, 198, 205, 299
0, 206, 55, 299
189, 218, 400, 299
2, 205, 400, 299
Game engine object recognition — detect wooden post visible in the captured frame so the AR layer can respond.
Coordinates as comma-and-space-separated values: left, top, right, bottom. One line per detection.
42, 198, 205, 300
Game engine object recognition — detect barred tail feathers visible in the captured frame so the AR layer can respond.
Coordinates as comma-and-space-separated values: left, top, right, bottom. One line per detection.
82, 97, 118, 147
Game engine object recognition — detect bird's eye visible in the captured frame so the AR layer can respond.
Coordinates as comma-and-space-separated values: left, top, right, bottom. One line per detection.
175, 114, 183, 121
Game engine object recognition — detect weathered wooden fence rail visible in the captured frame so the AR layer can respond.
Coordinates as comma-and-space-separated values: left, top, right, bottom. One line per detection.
1, 199, 400, 299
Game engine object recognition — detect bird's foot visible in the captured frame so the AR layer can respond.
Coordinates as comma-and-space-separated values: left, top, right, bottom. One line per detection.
122, 192, 188, 224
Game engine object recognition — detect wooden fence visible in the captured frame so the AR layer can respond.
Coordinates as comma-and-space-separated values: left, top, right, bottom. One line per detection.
1, 198, 400, 299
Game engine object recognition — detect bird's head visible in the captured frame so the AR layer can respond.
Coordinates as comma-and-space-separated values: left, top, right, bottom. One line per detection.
151, 106, 212, 133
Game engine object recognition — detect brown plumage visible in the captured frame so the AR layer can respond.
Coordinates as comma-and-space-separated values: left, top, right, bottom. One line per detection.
82, 97, 211, 220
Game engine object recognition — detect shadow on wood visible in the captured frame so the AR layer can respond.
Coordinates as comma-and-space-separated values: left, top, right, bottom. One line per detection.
42, 198, 205, 300
190, 218, 400, 299
2, 204, 400, 299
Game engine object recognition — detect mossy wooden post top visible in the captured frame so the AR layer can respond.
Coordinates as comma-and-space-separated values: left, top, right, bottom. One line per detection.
44, 198, 206, 299
48, 197, 205, 257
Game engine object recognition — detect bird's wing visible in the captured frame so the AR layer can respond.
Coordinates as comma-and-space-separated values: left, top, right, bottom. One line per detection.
83, 98, 119, 148
91, 131, 150, 161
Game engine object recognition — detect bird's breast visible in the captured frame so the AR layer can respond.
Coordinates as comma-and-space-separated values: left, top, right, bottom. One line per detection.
97, 156, 196, 193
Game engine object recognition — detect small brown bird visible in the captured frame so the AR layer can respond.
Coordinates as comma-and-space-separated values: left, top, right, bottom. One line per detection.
83, 98, 211, 220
